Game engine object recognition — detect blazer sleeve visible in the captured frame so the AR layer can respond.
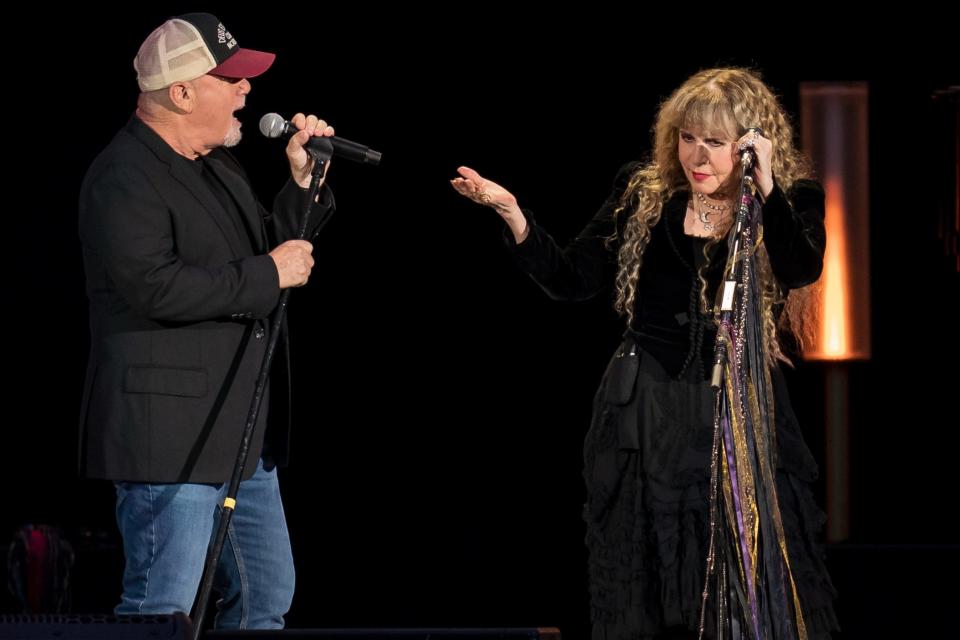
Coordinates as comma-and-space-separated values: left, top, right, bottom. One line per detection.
266, 179, 337, 245
215, 146, 336, 245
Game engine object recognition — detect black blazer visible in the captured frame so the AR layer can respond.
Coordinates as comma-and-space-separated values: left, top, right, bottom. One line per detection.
78, 116, 331, 482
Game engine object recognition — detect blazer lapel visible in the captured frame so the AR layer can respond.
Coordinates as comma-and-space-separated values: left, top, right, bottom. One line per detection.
170, 161, 252, 256
204, 154, 268, 253
126, 117, 251, 258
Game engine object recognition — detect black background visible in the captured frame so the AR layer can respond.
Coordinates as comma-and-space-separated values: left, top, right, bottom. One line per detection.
4, 7, 957, 638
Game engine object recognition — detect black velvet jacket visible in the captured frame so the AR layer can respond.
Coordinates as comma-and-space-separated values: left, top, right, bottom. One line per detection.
507, 163, 826, 377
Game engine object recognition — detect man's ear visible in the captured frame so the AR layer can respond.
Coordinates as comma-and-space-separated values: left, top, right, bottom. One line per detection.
168, 80, 195, 113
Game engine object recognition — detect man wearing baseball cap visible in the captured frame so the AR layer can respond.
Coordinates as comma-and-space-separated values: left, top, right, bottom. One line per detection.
79, 13, 333, 629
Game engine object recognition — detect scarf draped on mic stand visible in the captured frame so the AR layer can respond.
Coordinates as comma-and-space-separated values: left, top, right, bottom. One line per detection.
698, 151, 808, 640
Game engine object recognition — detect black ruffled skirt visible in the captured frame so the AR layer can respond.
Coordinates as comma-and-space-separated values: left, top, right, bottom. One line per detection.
582, 334, 839, 639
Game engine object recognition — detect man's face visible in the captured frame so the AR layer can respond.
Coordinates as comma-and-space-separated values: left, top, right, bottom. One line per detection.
190, 74, 250, 149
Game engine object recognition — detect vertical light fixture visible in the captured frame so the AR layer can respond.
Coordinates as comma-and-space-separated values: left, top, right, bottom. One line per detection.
799, 83, 871, 542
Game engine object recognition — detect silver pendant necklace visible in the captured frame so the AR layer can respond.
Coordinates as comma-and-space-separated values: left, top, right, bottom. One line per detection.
695, 192, 728, 232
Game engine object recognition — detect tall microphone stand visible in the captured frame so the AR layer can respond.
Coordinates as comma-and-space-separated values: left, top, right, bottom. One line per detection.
191, 139, 336, 640
698, 127, 809, 640
700, 130, 768, 639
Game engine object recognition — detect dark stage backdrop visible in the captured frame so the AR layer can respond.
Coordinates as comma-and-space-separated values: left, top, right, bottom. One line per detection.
5, 7, 957, 638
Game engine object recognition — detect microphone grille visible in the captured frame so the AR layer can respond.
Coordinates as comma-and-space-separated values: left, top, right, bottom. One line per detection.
259, 113, 286, 139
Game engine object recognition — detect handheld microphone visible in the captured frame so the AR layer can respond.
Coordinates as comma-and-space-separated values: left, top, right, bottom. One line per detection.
258, 113, 381, 165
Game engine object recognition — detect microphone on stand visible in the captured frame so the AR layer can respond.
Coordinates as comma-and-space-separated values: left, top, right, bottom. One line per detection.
259, 113, 382, 165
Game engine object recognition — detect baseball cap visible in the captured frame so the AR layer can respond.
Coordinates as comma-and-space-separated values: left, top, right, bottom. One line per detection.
134, 12, 275, 91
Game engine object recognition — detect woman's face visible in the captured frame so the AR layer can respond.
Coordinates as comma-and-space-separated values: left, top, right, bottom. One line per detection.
678, 127, 737, 196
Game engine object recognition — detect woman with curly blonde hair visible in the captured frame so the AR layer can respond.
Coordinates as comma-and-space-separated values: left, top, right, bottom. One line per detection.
452, 68, 839, 639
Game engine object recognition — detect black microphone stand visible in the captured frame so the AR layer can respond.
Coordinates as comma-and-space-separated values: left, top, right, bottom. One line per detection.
191, 140, 335, 639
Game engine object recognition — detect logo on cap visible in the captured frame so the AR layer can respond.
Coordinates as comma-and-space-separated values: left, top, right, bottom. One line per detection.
217, 23, 237, 49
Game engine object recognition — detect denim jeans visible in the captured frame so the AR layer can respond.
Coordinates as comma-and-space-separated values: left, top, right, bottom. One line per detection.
114, 458, 294, 629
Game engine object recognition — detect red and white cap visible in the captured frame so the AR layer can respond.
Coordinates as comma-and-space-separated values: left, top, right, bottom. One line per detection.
134, 13, 275, 91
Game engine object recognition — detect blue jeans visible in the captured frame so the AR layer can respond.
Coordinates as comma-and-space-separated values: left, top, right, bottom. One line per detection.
114, 459, 294, 629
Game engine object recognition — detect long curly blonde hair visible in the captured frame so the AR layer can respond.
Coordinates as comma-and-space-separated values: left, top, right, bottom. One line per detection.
613, 68, 817, 366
